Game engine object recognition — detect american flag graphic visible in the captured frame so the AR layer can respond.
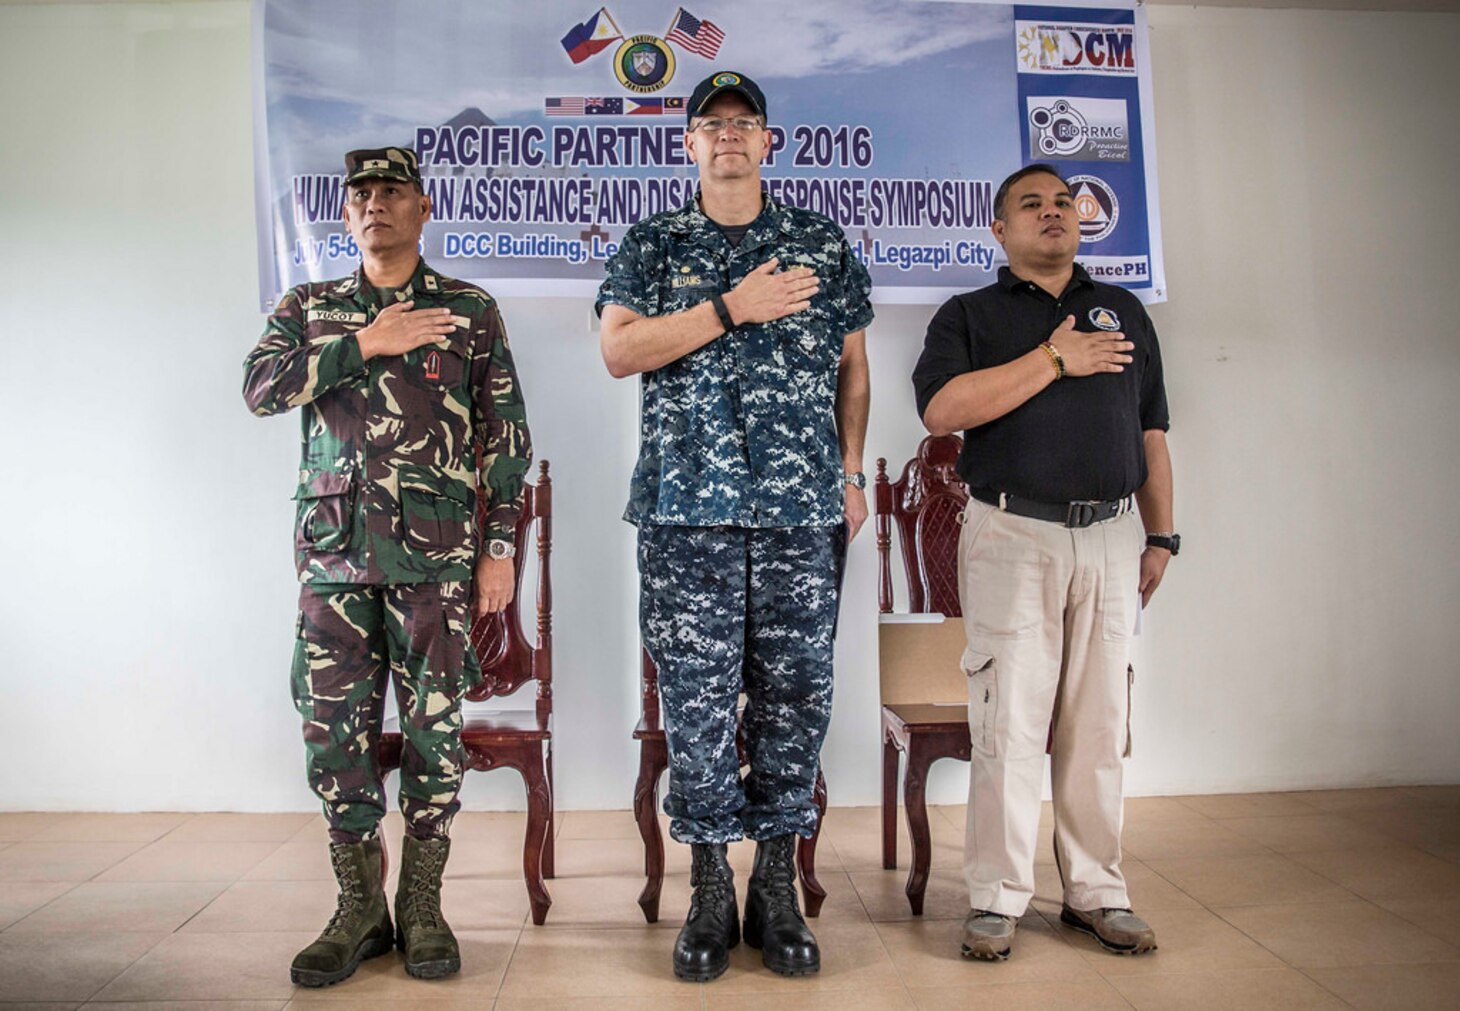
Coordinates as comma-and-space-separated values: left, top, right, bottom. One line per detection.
665, 8, 724, 59
545, 97, 586, 116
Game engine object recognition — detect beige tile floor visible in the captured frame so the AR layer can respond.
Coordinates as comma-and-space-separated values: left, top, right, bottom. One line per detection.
1, 787, 1458, 1008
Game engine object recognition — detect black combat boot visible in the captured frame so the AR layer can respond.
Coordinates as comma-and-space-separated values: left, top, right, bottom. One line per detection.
743, 834, 819, 975
394, 834, 461, 979
290, 837, 394, 987
673, 842, 739, 981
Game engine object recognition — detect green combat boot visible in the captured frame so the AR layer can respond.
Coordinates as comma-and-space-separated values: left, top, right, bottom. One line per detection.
290, 837, 394, 987
395, 834, 461, 979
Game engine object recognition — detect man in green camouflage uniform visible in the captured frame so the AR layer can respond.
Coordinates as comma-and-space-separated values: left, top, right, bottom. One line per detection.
598, 73, 872, 982
243, 146, 531, 985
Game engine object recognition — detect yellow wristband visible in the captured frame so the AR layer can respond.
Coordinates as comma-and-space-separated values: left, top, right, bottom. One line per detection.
1039, 341, 1066, 379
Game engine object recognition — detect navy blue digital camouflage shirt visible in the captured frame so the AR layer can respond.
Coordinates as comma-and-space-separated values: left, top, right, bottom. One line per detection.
596, 194, 874, 527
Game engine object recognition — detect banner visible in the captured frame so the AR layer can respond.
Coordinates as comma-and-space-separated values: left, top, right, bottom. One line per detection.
252, 0, 1165, 311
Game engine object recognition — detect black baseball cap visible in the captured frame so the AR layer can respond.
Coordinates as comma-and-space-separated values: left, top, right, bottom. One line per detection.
686, 71, 767, 124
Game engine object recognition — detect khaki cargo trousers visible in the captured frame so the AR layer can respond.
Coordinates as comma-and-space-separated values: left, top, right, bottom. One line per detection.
957, 496, 1143, 916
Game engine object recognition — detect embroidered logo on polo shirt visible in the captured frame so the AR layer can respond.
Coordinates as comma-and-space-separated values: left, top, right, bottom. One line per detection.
1089, 307, 1121, 331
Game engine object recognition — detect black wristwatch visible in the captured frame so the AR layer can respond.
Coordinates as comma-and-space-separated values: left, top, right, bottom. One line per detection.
1146, 533, 1181, 556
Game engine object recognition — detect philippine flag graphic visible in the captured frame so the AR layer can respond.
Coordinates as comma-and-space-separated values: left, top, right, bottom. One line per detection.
560, 7, 623, 65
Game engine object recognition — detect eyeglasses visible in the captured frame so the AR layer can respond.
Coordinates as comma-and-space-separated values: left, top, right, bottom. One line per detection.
692, 116, 764, 135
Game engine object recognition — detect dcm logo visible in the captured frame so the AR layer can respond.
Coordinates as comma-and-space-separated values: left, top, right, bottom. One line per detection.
1016, 22, 1137, 76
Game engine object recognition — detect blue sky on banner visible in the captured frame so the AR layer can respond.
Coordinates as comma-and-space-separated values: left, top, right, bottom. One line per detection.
263, 0, 1011, 181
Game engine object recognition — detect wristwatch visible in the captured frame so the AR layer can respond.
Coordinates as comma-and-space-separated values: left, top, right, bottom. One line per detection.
486, 539, 516, 560
1145, 533, 1180, 556
843, 471, 867, 490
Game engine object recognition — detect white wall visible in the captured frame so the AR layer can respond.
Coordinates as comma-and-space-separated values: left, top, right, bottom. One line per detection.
2, 2, 1456, 813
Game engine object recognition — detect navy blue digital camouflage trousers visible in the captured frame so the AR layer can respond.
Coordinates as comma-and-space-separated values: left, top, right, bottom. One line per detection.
638, 524, 846, 843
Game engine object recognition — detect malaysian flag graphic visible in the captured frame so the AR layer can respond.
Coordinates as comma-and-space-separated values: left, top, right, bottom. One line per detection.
665, 8, 724, 59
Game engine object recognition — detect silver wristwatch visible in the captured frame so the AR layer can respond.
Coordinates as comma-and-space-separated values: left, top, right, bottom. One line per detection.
843, 471, 866, 490
486, 539, 516, 560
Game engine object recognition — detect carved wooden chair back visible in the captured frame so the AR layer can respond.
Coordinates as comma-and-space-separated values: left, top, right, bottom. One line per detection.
874, 434, 967, 616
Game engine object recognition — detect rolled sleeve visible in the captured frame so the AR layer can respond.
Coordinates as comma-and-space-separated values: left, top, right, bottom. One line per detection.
833, 238, 874, 336
595, 227, 655, 318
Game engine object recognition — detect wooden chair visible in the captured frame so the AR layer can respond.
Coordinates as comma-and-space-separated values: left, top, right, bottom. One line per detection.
633, 649, 828, 923
875, 435, 972, 915
378, 459, 555, 925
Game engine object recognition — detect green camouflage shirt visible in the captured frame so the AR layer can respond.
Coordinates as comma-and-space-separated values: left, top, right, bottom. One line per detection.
243, 259, 531, 585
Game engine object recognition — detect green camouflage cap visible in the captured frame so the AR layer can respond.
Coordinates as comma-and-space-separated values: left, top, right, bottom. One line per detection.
343, 146, 422, 186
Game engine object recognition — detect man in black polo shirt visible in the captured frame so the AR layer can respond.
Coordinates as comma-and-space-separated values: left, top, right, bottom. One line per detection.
912, 164, 1176, 961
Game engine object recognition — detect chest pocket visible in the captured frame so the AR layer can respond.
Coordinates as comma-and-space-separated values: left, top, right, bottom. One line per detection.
398, 465, 473, 551
659, 279, 720, 317
294, 469, 354, 553
771, 292, 842, 372
403, 342, 467, 391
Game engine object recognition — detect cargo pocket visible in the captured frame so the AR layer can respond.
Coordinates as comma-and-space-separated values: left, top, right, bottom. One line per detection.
289, 611, 311, 714
398, 466, 473, 551
1123, 663, 1134, 758
963, 647, 998, 757
294, 469, 353, 553
1102, 515, 1145, 641
442, 602, 483, 692
406, 606, 467, 725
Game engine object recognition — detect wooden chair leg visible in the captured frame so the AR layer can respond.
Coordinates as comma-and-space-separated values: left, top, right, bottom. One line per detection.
634, 738, 667, 923
882, 729, 900, 870
517, 750, 553, 926
903, 741, 934, 916
798, 770, 829, 918
543, 744, 555, 880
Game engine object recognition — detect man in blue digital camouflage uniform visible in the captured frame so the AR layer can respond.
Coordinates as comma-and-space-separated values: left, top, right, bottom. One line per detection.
597, 71, 872, 982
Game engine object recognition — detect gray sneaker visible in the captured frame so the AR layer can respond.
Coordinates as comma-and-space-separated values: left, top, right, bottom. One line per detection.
1060, 905, 1157, 955
960, 909, 1016, 961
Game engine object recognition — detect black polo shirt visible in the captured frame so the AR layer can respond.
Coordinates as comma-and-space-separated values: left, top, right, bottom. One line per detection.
912, 265, 1169, 503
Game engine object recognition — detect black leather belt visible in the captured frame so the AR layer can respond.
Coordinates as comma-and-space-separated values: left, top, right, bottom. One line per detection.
969, 487, 1133, 529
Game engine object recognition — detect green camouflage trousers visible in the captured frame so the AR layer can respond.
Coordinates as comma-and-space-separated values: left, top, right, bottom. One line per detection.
291, 580, 478, 844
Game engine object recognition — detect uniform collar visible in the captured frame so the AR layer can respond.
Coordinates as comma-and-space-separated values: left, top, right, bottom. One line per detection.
334, 258, 441, 305
997, 262, 1095, 297
669, 190, 793, 251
